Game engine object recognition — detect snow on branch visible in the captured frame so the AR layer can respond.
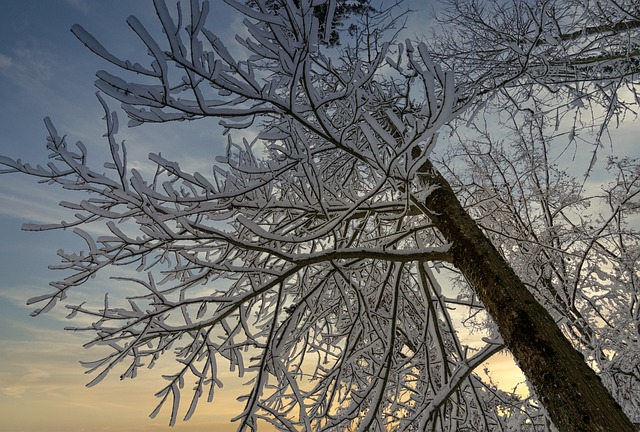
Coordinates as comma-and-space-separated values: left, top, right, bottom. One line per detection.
0, 0, 563, 430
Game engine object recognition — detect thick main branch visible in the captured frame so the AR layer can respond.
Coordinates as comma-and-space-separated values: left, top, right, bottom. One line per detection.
412, 161, 635, 432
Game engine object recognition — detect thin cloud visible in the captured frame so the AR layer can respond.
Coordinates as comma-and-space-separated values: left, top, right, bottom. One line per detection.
0, 52, 13, 68
0, 180, 72, 225
0, 46, 54, 89
64, 0, 90, 13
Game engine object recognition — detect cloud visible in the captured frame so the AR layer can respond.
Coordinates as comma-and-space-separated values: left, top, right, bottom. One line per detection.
0, 52, 13, 68
0, 179, 73, 225
0, 46, 54, 89
63, 0, 90, 13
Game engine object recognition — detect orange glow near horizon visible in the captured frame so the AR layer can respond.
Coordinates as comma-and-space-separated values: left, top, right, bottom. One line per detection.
0, 325, 527, 432
0, 329, 280, 432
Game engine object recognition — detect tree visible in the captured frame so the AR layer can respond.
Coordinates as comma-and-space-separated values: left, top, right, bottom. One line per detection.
0, 0, 637, 430
430, 1, 640, 426
430, 0, 640, 175
436, 109, 640, 425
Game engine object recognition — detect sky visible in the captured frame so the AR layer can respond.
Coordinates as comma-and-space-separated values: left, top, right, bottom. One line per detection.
0, 1, 637, 432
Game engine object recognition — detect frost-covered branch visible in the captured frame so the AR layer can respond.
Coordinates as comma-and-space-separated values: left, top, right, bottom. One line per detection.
2, 0, 638, 430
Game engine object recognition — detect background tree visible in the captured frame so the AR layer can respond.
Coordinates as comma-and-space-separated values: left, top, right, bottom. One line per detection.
435, 106, 640, 425
0, 0, 637, 431
430, 0, 640, 424
430, 0, 640, 173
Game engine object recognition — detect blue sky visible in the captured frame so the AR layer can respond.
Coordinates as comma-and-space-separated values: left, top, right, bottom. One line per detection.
1, 1, 637, 431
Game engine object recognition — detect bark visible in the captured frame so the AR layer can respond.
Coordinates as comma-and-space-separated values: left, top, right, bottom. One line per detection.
412, 160, 635, 432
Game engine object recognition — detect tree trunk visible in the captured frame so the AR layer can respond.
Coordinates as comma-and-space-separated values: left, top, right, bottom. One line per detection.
413, 160, 635, 432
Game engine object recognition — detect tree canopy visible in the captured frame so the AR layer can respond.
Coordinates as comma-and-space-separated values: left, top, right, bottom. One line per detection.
1, 0, 638, 431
